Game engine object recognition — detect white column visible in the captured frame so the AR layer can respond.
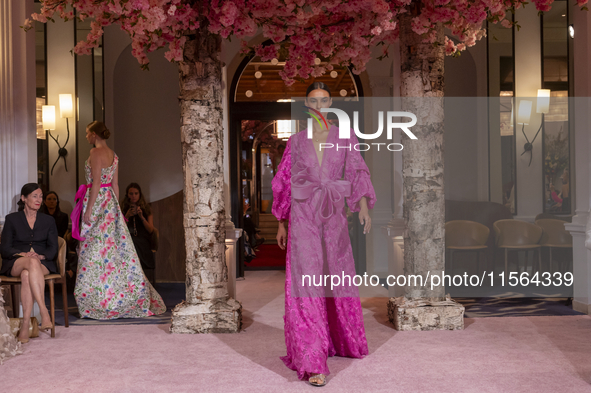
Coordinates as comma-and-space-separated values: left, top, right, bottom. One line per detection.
567, 1, 591, 315
0, 0, 37, 222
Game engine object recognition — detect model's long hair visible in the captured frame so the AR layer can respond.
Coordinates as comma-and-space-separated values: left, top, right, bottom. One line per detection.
121, 182, 151, 218
40, 191, 62, 216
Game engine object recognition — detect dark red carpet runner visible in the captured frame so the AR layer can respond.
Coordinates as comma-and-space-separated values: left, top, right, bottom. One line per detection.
246, 244, 287, 268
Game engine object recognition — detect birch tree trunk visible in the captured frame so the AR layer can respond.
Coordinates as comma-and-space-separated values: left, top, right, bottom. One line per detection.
399, 11, 446, 300
170, 31, 242, 333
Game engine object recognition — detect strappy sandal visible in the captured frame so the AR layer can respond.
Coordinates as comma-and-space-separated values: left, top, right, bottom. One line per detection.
308, 374, 327, 387
40, 320, 53, 331
17, 336, 29, 344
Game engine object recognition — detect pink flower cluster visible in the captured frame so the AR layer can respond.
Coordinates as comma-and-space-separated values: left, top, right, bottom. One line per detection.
30, 0, 200, 68
29, 0, 587, 82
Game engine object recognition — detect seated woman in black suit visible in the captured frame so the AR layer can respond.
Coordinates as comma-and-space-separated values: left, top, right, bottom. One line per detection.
40, 191, 69, 238
1, 183, 58, 343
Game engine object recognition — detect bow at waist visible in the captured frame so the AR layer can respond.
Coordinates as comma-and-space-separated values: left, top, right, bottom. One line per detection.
71, 183, 112, 241
292, 167, 351, 223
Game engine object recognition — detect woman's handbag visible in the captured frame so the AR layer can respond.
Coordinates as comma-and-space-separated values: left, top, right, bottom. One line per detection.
9, 317, 39, 338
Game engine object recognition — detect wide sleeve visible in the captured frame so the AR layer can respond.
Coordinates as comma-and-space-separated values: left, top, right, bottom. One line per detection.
344, 135, 377, 212
1, 215, 22, 259
271, 138, 292, 221
42, 219, 59, 262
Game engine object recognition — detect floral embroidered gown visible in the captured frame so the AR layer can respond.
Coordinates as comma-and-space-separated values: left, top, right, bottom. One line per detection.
271, 125, 377, 380
74, 154, 166, 319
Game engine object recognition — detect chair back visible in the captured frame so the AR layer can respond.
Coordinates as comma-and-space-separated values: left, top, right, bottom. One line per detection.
493, 219, 543, 247
445, 220, 490, 248
57, 237, 67, 277
535, 219, 572, 246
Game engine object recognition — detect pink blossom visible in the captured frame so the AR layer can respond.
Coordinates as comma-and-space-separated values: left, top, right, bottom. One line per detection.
219, 2, 239, 27
501, 19, 513, 29
27, 0, 588, 86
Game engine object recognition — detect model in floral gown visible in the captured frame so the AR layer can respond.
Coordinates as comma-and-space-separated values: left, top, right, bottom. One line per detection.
272, 83, 376, 386
72, 121, 165, 320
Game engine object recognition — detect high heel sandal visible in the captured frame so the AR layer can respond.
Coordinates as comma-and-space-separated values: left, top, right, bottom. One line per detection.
17, 327, 30, 344
308, 374, 327, 387
40, 318, 53, 331
17, 336, 30, 344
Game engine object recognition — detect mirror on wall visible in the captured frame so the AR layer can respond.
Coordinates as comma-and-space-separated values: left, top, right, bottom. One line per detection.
35, 1, 49, 192
542, 0, 571, 214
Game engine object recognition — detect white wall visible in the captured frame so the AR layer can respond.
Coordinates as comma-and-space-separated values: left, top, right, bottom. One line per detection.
103, 25, 183, 203
444, 49, 480, 202
364, 47, 395, 277
110, 42, 183, 203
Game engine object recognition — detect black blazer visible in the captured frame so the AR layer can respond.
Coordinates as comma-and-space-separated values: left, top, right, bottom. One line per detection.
1, 211, 59, 262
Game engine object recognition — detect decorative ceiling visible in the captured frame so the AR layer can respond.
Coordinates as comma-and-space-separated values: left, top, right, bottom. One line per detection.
235, 58, 358, 102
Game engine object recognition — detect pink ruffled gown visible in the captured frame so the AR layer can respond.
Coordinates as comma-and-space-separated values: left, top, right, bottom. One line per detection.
272, 125, 376, 380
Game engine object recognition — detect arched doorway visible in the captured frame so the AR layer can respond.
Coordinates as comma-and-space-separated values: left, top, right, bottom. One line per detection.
228, 46, 365, 276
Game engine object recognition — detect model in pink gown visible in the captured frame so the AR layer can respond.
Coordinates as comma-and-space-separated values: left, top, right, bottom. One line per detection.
272, 124, 377, 380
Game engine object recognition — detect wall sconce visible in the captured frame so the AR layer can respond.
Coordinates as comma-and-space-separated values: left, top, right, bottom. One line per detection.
569, 24, 574, 39
517, 99, 536, 167
42, 105, 55, 131
45, 94, 73, 175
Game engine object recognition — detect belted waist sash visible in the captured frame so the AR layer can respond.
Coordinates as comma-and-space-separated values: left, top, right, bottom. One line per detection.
292, 167, 351, 223
71, 183, 112, 241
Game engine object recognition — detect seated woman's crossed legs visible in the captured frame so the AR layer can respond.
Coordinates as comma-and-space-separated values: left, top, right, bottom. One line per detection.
10, 257, 51, 342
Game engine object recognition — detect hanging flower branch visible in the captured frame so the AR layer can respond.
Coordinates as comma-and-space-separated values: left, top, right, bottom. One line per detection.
25, 0, 588, 84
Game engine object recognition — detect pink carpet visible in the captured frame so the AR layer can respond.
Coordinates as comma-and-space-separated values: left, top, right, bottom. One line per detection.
2, 271, 591, 392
